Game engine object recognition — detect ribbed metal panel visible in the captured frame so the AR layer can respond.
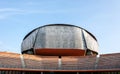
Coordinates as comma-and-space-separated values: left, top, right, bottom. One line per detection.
21, 24, 98, 55
83, 30, 98, 52
34, 26, 83, 49
21, 30, 38, 52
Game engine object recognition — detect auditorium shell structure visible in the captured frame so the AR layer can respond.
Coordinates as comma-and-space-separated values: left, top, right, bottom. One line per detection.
21, 24, 99, 56
0, 24, 119, 74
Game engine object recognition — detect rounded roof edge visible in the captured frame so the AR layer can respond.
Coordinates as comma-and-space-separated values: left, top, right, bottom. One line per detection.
23, 24, 97, 41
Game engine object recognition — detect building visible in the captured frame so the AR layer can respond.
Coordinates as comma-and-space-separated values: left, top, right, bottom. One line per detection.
0, 24, 119, 74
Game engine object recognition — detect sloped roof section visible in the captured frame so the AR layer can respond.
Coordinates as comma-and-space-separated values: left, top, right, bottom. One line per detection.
0, 52, 119, 72
97, 53, 120, 69
0, 52, 22, 68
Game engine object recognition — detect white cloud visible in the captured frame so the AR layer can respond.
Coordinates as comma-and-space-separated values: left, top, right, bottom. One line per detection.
0, 8, 25, 20
0, 7, 81, 20
23, 8, 81, 14
0, 8, 23, 12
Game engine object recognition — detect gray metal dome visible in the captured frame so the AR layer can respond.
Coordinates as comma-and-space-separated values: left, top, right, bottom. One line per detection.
21, 24, 98, 56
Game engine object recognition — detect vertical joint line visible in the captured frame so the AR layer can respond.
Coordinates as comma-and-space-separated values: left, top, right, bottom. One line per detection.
33, 29, 40, 49
58, 56, 62, 69
20, 54, 26, 68
81, 30, 88, 55
32, 29, 40, 54
95, 55, 100, 69
81, 30, 87, 49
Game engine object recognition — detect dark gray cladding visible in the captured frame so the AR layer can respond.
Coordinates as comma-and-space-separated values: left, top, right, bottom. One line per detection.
34, 26, 83, 49
21, 24, 98, 54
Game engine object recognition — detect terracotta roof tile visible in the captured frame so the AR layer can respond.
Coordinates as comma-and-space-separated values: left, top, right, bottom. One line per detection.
23, 54, 42, 69
0, 52, 22, 68
61, 56, 80, 70
97, 53, 120, 69
77, 56, 96, 70
40, 56, 59, 69
0, 52, 119, 71
23, 54, 58, 69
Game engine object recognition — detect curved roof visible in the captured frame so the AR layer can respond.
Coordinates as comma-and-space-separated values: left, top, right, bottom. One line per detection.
23, 24, 97, 41
0, 52, 120, 71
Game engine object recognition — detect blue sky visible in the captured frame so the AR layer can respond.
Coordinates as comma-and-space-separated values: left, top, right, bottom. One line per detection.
0, 0, 120, 54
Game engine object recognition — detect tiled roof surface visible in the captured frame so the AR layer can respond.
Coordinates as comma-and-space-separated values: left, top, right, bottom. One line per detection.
97, 53, 120, 69
77, 55, 96, 70
0, 52, 22, 68
0, 52, 119, 71
23, 55, 58, 69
